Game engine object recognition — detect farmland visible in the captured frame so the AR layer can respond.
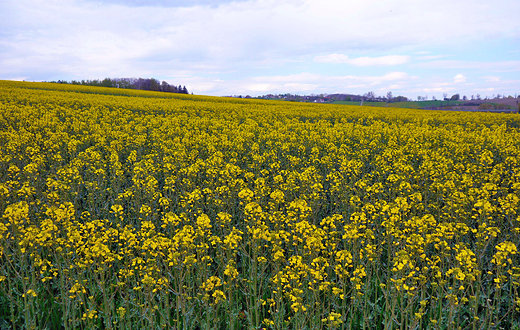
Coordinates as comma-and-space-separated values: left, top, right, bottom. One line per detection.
0, 80, 519, 329
331, 100, 469, 109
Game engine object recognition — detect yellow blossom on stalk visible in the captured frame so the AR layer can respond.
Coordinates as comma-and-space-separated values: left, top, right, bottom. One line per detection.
351, 265, 366, 291
139, 204, 152, 218
117, 307, 126, 318
238, 188, 254, 202
69, 282, 87, 299
223, 227, 242, 250
273, 248, 285, 262
270, 189, 285, 204
332, 287, 342, 295
322, 311, 343, 328
141, 274, 156, 287
110, 204, 124, 220
161, 212, 181, 228
492, 241, 517, 267
202, 276, 222, 292
244, 202, 263, 217
224, 261, 239, 280
288, 199, 312, 220
3, 201, 30, 232
196, 213, 212, 231
158, 196, 170, 208
22, 289, 37, 298
216, 212, 232, 227
82, 310, 98, 320
212, 290, 226, 304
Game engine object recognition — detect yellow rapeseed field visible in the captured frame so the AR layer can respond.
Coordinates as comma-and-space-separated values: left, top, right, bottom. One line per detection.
0, 80, 519, 329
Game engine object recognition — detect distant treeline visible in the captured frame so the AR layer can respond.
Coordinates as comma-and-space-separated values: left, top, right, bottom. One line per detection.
51, 78, 189, 94
256, 92, 410, 103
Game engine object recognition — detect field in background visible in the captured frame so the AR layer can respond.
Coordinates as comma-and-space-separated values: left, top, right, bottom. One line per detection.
332, 100, 469, 109
1, 81, 519, 329
332, 98, 519, 111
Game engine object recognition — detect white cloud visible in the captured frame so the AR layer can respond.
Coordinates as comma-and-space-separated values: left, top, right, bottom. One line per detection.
260, 71, 412, 85
314, 54, 410, 66
186, 71, 414, 95
421, 87, 454, 93
454, 74, 466, 83
243, 83, 276, 92
83, 0, 249, 7
415, 60, 520, 72
3, 0, 520, 71
313, 54, 349, 63
1, 0, 519, 97
417, 55, 453, 60
483, 76, 501, 82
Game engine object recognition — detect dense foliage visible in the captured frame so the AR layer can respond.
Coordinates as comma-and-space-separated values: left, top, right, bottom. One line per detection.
50, 77, 189, 94
1, 80, 519, 329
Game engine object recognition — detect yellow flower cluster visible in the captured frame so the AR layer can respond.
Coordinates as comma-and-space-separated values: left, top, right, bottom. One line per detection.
0, 80, 519, 329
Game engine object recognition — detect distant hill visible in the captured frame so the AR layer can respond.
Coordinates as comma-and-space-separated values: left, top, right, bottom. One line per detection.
467, 97, 520, 107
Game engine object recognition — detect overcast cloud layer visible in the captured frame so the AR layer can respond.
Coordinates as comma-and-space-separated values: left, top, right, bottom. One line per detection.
1, 0, 519, 99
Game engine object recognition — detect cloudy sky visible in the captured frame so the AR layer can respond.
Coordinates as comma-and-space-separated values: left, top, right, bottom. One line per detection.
1, 0, 519, 99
